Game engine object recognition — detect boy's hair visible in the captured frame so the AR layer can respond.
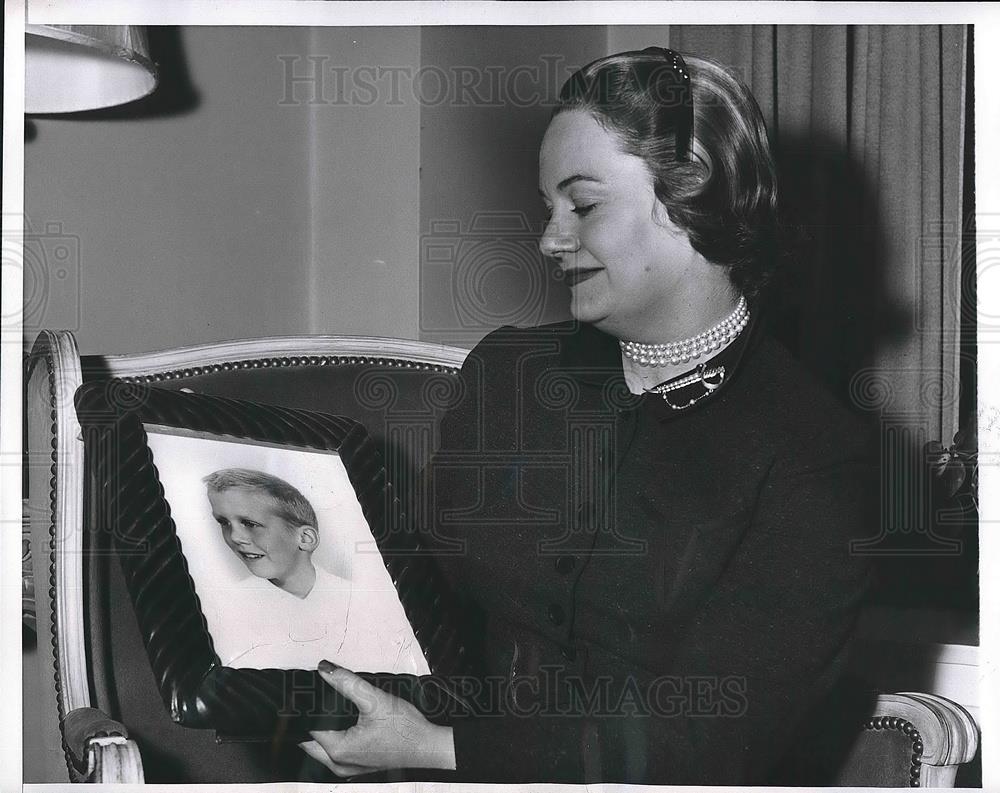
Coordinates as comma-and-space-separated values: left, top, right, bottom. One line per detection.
203, 468, 318, 532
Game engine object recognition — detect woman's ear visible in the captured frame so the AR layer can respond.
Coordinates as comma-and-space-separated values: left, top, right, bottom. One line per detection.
651, 196, 686, 237
651, 196, 672, 225
298, 525, 319, 551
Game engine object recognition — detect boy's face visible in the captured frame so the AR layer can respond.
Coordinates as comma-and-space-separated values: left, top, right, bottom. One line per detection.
208, 487, 305, 582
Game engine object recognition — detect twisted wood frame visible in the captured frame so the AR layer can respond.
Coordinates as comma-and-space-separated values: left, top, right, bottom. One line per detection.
73, 377, 472, 741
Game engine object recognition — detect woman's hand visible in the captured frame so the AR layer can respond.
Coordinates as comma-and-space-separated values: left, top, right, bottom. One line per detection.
298, 660, 456, 778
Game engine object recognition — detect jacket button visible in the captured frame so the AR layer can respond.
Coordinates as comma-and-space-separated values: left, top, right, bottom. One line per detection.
555, 555, 576, 575
547, 603, 566, 626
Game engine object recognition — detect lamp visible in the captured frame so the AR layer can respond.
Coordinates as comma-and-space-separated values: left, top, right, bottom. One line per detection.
25, 25, 158, 114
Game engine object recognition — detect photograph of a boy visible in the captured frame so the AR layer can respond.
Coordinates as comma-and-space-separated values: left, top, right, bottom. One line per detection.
204, 468, 330, 600
200, 464, 427, 672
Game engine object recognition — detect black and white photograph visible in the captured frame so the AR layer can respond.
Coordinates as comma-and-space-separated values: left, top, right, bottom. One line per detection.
10, 1, 996, 789
147, 428, 430, 675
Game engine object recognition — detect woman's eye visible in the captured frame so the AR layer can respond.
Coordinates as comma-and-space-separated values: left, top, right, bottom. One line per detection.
241, 520, 260, 529
572, 203, 597, 216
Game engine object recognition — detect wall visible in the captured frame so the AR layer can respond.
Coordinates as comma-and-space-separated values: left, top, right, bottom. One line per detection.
307, 27, 422, 339
418, 26, 603, 346
25, 27, 315, 355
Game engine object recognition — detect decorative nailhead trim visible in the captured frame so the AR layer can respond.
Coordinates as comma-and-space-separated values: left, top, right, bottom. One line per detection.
864, 715, 923, 786
119, 355, 459, 384
40, 355, 76, 777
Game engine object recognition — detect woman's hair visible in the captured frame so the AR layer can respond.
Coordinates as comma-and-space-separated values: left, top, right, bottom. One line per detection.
203, 468, 318, 531
554, 47, 779, 298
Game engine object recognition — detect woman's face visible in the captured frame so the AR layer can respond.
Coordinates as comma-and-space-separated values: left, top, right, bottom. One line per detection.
538, 109, 705, 341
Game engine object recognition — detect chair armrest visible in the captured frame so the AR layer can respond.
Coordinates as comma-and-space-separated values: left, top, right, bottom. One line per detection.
62, 706, 144, 783
86, 738, 145, 784
874, 692, 979, 787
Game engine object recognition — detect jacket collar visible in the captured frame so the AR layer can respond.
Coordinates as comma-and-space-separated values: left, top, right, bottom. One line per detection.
559, 298, 765, 420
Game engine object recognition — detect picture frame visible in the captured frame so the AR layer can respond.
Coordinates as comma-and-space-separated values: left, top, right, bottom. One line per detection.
73, 379, 470, 742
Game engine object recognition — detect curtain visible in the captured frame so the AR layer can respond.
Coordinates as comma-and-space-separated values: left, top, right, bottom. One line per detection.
670, 25, 969, 447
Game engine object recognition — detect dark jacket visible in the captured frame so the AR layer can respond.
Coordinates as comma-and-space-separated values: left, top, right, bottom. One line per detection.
418, 309, 877, 784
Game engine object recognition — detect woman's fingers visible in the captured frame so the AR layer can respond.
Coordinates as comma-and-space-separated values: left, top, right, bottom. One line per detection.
303, 659, 451, 772
298, 739, 338, 772
317, 661, 384, 716
307, 727, 349, 759
327, 762, 376, 778
303, 662, 396, 772
302, 735, 377, 777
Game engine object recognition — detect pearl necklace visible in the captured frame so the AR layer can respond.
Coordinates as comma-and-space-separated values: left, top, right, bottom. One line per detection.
619, 296, 750, 367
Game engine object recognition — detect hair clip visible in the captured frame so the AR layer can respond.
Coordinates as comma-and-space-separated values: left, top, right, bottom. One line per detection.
643, 46, 690, 83
641, 47, 693, 160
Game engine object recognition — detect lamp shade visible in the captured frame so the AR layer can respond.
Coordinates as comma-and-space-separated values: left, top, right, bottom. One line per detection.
25, 24, 158, 114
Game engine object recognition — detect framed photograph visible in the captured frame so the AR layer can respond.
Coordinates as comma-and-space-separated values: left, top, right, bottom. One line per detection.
73, 379, 469, 741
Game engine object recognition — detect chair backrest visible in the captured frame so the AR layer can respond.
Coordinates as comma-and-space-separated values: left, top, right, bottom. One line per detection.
25, 330, 468, 782
25, 331, 88, 780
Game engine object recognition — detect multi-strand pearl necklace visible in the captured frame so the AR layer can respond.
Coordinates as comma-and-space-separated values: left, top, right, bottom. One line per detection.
619, 296, 750, 367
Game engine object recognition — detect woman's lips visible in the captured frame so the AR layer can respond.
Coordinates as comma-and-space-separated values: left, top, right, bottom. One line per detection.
238, 550, 264, 561
563, 268, 602, 287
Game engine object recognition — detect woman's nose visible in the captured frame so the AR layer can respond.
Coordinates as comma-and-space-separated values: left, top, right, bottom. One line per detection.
538, 217, 579, 259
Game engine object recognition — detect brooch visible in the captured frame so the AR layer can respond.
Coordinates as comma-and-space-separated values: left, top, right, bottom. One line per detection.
646, 363, 726, 410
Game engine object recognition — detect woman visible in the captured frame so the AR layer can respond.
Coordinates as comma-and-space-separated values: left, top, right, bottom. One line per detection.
300, 47, 876, 785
